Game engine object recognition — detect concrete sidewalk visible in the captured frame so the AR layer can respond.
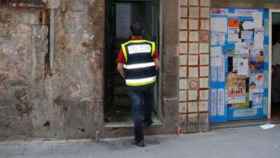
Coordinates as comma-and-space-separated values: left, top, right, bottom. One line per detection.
0, 125, 280, 158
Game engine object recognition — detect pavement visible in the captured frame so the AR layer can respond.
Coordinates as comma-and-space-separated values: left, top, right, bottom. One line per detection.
0, 125, 280, 158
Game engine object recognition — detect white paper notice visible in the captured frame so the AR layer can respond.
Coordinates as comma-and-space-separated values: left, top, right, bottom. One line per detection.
238, 57, 249, 76
218, 89, 225, 115
228, 29, 239, 42
211, 46, 223, 56
254, 31, 264, 49
242, 21, 256, 30
252, 12, 263, 29
211, 89, 217, 116
217, 56, 225, 82
211, 32, 226, 45
233, 57, 249, 76
211, 17, 228, 32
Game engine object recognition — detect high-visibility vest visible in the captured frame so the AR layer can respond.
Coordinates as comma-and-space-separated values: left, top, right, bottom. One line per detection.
121, 40, 157, 87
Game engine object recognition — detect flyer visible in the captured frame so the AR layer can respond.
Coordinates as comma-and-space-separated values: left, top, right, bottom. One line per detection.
228, 29, 240, 42
211, 32, 226, 45
211, 89, 217, 116
254, 31, 264, 49
228, 18, 239, 29
211, 17, 228, 32
218, 89, 225, 115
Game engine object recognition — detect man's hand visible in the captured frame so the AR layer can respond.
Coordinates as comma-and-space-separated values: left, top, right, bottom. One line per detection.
117, 63, 125, 78
154, 59, 160, 70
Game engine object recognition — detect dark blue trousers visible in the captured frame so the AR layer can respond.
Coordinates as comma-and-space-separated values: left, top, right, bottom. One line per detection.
127, 85, 154, 142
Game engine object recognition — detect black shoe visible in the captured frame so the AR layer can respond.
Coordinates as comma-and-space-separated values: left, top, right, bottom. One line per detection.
132, 140, 145, 147
144, 120, 153, 128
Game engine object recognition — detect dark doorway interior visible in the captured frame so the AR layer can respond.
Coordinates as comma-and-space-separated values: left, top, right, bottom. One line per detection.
104, 0, 160, 123
271, 13, 280, 121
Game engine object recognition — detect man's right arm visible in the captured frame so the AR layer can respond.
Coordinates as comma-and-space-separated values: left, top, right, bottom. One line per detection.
117, 63, 125, 78
117, 50, 125, 78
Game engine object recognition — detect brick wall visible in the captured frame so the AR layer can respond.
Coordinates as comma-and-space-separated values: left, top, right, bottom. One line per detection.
178, 0, 210, 133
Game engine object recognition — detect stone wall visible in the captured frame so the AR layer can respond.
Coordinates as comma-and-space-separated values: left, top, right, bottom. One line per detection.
0, 0, 105, 140
0, 7, 48, 139
50, 0, 105, 139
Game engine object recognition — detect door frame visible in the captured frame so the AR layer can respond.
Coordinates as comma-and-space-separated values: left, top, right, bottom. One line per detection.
268, 9, 280, 120
104, 0, 163, 123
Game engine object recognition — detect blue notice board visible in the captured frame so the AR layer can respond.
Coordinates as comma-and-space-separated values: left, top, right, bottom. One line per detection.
210, 8, 269, 123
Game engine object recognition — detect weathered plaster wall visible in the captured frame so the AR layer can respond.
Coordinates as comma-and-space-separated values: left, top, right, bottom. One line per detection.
0, 0, 105, 140
50, 0, 105, 139
0, 7, 48, 139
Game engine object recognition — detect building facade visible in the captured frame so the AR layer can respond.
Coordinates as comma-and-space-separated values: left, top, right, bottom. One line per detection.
0, 0, 278, 140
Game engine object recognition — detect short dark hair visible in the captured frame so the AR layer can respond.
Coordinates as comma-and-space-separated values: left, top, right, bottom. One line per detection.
130, 22, 143, 36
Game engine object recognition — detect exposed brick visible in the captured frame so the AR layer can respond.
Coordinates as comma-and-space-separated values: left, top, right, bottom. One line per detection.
188, 90, 198, 100
179, 90, 187, 101
188, 55, 199, 65
199, 90, 209, 100
200, 66, 209, 77
179, 31, 188, 42
199, 101, 208, 112
180, 7, 188, 18
189, 0, 199, 6
189, 31, 199, 42
189, 7, 199, 18
199, 78, 209, 88
188, 78, 199, 90
189, 43, 199, 54
189, 19, 199, 30
200, 7, 210, 18
179, 55, 188, 65
200, 19, 210, 30
200, 54, 209, 65
180, 0, 188, 6
199, 31, 209, 42
199, 43, 209, 53
187, 113, 199, 132
179, 66, 187, 78
180, 19, 188, 30
200, 0, 210, 7
179, 78, 188, 90
199, 113, 209, 131
188, 101, 198, 113
180, 43, 188, 54
189, 67, 199, 77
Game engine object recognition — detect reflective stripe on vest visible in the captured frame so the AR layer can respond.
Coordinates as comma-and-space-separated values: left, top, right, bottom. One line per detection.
125, 76, 157, 87
121, 40, 157, 87
123, 62, 155, 69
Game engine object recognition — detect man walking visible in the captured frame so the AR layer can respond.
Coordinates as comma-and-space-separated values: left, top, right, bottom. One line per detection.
117, 22, 159, 147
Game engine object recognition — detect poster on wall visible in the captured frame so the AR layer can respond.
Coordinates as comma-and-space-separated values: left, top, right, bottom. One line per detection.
210, 8, 269, 123
227, 73, 247, 105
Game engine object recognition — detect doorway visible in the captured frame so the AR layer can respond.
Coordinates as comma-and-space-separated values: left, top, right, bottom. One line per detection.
104, 0, 160, 123
270, 11, 280, 121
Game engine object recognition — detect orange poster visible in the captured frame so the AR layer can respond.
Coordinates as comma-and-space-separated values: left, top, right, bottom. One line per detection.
228, 18, 239, 29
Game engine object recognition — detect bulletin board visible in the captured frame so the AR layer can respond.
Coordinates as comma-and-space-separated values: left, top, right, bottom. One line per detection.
210, 8, 269, 123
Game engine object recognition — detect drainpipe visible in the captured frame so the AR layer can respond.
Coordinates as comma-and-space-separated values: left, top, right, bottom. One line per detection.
49, 8, 55, 74
46, 0, 60, 74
